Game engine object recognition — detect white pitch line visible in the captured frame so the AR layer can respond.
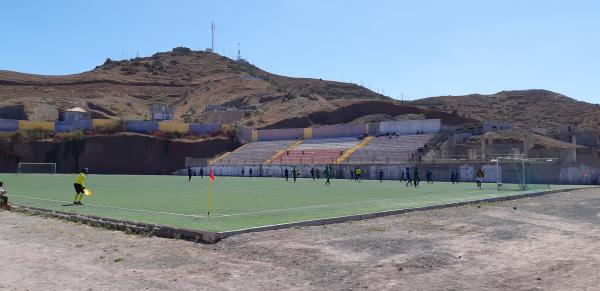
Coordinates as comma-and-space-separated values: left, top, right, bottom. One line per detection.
8, 194, 208, 219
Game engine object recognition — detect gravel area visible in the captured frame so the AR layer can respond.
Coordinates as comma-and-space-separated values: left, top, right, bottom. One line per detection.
2, 188, 600, 290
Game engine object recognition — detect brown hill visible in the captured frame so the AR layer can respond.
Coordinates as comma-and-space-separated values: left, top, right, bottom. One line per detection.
1, 48, 594, 130
0, 47, 479, 128
410, 90, 600, 130
0, 47, 394, 128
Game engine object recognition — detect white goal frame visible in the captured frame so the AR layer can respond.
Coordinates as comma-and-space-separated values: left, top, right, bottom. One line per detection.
17, 162, 57, 174
491, 157, 558, 191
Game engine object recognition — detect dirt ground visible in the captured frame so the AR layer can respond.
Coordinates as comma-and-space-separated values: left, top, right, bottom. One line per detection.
2, 188, 600, 290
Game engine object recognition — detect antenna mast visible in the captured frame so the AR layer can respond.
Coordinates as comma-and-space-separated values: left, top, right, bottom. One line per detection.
211, 21, 216, 52
237, 43, 241, 61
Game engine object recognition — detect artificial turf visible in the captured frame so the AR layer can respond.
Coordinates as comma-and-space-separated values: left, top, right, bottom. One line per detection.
0, 174, 584, 232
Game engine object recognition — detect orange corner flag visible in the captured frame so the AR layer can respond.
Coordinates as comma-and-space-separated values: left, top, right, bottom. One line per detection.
209, 167, 215, 183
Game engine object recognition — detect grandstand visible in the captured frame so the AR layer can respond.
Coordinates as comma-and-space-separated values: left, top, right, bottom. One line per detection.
344, 134, 435, 164
212, 140, 295, 165
273, 137, 361, 165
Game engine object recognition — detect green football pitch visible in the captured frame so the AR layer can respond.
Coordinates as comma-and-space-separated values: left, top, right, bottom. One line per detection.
0, 174, 584, 232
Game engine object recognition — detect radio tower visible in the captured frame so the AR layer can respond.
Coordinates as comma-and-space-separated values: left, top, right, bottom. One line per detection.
211, 21, 215, 52
236, 43, 241, 61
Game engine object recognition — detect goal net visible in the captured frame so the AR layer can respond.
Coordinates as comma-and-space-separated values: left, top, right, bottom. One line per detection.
17, 163, 57, 174
492, 157, 559, 191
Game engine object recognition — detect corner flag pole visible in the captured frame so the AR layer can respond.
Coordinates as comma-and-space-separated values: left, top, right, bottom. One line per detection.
208, 167, 215, 218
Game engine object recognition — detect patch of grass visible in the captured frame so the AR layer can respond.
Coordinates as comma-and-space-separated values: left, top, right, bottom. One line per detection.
3, 174, 581, 233
114, 257, 124, 263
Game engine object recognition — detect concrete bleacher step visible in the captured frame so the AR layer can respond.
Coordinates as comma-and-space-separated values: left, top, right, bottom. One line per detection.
264, 140, 304, 164
335, 136, 374, 164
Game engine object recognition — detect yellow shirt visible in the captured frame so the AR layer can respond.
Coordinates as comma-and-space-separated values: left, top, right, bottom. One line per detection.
75, 173, 86, 186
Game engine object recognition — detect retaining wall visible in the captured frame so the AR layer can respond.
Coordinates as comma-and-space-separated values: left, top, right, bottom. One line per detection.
55, 120, 93, 132
312, 124, 367, 138
0, 119, 19, 132
158, 121, 189, 134
189, 123, 221, 135
18, 120, 55, 131
379, 119, 441, 134
126, 120, 159, 133
258, 128, 304, 141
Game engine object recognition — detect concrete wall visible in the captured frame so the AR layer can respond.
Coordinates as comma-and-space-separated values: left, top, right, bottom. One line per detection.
312, 124, 367, 138
55, 120, 93, 132
258, 128, 304, 141
206, 160, 595, 185
237, 126, 253, 143
158, 121, 189, 134
0, 119, 19, 132
189, 123, 221, 135
378, 119, 441, 135
125, 120, 159, 133
18, 120, 55, 131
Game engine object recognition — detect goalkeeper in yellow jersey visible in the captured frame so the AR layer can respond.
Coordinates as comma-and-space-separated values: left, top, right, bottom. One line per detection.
73, 168, 88, 205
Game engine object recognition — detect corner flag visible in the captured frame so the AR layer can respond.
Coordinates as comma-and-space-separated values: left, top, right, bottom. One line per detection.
207, 167, 215, 218
209, 167, 215, 183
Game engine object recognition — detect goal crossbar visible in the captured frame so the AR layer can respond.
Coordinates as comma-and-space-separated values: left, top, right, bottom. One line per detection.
17, 162, 57, 174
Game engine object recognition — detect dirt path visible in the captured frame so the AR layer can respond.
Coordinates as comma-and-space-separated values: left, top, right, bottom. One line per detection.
2, 188, 600, 290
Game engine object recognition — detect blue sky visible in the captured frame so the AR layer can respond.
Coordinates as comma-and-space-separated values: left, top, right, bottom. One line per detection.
1, 0, 599, 102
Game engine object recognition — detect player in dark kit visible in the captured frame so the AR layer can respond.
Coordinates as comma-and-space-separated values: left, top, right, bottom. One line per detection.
311, 168, 315, 180
426, 168, 433, 184
188, 167, 193, 182
324, 167, 331, 186
284, 167, 289, 181
241, 168, 245, 177
413, 167, 421, 188
379, 169, 384, 182
292, 167, 298, 183
199, 167, 204, 178
249, 168, 253, 177
405, 167, 412, 187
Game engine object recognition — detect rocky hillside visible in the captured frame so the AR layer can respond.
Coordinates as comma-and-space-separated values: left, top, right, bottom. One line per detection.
1, 48, 596, 131
410, 90, 600, 130
0, 47, 390, 128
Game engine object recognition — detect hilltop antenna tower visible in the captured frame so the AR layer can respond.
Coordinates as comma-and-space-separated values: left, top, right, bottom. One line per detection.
211, 21, 216, 52
236, 43, 241, 61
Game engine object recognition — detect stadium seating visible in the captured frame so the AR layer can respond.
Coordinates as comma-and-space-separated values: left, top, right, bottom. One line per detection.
274, 137, 361, 165
213, 140, 295, 165
344, 134, 435, 164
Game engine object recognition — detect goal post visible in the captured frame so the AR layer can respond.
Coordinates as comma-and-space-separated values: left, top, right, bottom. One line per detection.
17, 163, 57, 174
491, 157, 558, 191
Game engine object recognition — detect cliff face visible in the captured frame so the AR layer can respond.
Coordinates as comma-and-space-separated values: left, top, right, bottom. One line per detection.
0, 134, 239, 174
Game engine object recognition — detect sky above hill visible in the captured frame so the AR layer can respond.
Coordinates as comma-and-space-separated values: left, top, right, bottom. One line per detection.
1, 0, 599, 103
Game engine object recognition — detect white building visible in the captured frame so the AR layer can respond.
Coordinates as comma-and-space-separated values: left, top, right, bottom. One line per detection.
63, 107, 91, 121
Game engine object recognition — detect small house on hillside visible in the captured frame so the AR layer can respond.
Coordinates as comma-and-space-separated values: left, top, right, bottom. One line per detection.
63, 107, 91, 121
149, 105, 174, 121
